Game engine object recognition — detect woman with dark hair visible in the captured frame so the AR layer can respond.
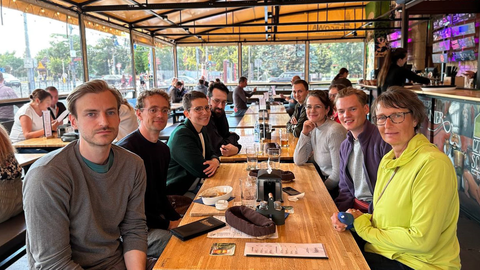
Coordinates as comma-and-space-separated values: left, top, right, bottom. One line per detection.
0, 123, 23, 223
294, 90, 346, 195
333, 87, 460, 270
331, 68, 352, 87
10, 89, 60, 143
377, 47, 430, 92
328, 84, 346, 123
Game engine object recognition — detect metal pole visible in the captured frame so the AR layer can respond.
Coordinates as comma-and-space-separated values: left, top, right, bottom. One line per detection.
304, 41, 309, 83
151, 38, 157, 88
173, 45, 178, 78
128, 26, 137, 96
238, 42, 242, 82
23, 13, 35, 93
78, 13, 89, 83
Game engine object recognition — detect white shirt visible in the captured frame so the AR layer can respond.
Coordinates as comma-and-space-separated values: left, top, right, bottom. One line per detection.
10, 103, 45, 143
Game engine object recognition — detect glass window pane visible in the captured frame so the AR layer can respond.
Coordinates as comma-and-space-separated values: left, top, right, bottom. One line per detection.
0, 8, 83, 98
134, 44, 154, 90
177, 45, 238, 87
241, 44, 305, 83
309, 42, 364, 83
155, 45, 174, 89
86, 28, 132, 89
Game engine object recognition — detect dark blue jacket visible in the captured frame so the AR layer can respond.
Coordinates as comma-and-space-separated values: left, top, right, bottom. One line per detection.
335, 120, 391, 213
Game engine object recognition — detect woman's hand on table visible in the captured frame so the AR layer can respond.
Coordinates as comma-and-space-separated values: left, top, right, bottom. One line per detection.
330, 212, 347, 232
168, 218, 182, 230
346, 208, 363, 219
203, 158, 220, 177
220, 144, 239, 157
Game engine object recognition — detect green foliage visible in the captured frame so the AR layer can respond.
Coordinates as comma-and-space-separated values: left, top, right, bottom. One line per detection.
0, 51, 24, 76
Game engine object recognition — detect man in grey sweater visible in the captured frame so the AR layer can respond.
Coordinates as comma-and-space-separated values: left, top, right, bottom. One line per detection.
23, 80, 148, 270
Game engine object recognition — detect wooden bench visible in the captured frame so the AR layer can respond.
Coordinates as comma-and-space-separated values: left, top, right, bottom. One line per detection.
0, 213, 26, 270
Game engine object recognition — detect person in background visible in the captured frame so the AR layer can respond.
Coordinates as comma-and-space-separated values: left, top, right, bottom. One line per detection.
232, 76, 256, 117
328, 84, 346, 123
167, 77, 178, 93
23, 80, 150, 269
117, 89, 182, 258
294, 90, 346, 198
215, 78, 221, 83
167, 91, 220, 198
46, 86, 67, 121
116, 97, 138, 141
169, 81, 184, 103
280, 75, 300, 116
195, 78, 208, 95
286, 79, 309, 137
331, 68, 352, 87
0, 123, 23, 223
10, 89, 60, 144
378, 47, 430, 93
0, 71, 18, 120
206, 82, 241, 157
333, 88, 460, 270
331, 87, 391, 214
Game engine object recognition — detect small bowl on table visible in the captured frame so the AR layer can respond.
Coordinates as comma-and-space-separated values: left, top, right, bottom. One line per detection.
200, 186, 233, 206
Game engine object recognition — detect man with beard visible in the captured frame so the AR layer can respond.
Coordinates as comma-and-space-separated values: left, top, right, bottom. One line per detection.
206, 82, 241, 157
167, 91, 220, 198
117, 89, 182, 258
23, 80, 148, 269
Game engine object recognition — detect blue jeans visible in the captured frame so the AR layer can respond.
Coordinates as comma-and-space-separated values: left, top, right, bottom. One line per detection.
231, 108, 247, 117
147, 228, 172, 258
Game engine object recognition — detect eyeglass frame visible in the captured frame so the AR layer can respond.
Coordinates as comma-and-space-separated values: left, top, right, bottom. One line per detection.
211, 98, 227, 106
139, 106, 171, 115
306, 104, 325, 110
373, 111, 412, 126
190, 105, 211, 113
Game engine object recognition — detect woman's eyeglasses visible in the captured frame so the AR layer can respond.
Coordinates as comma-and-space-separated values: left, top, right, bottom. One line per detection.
306, 105, 324, 110
374, 112, 411, 125
191, 105, 211, 113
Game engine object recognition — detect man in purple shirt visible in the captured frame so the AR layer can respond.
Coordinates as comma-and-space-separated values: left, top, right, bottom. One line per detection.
332, 87, 391, 215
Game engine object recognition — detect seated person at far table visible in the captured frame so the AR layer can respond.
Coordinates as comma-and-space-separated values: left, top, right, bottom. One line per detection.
332, 87, 391, 213
169, 81, 184, 103
286, 79, 309, 137
328, 83, 346, 124
10, 89, 60, 145
46, 86, 67, 121
293, 90, 346, 198
232, 76, 256, 117
206, 82, 242, 157
280, 75, 300, 116
167, 91, 220, 198
117, 89, 182, 258
23, 80, 150, 269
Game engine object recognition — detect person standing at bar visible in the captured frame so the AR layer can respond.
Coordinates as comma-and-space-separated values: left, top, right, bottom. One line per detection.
378, 47, 430, 93
331, 68, 352, 87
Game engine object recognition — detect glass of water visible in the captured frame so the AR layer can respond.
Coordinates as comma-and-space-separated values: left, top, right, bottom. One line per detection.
267, 148, 281, 170
245, 146, 258, 170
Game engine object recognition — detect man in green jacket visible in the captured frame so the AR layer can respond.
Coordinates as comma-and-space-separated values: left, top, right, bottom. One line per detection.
167, 91, 220, 198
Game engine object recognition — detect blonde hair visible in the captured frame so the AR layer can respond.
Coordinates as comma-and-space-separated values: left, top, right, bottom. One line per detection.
0, 123, 16, 162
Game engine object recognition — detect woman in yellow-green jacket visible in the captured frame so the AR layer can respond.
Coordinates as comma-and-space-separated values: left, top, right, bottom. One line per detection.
333, 87, 460, 270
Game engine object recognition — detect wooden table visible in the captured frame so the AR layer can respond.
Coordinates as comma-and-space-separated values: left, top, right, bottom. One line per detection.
220, 129, 297, 162
154, 163, 369, 270
15, 153, 45, 167
248, 94, 282, 101
171, 103, 184, 124
12, 134, 69, 149
236, 113, 291, 129
245, 105, 286, 114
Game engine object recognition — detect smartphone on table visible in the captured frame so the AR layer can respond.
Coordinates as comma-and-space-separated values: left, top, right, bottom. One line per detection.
282, 187, 301, 196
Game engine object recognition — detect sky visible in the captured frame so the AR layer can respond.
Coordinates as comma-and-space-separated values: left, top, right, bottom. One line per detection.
0, 7, 104, 59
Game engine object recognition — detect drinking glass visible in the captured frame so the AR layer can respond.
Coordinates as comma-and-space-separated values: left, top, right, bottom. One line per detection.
255, 142, 266, 156
246, 146, 258, 170
267, 148, 281, 170
279, 128, 289, 147
240, 176, 257, 209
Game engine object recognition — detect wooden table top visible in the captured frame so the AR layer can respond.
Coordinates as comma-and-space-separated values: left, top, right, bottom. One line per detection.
171, 103, 183, 110
13, 134, 69, 149
245, 105, 286, 114
248, 94, 282, 100
236, 113, 291, 129
154, 163, 369, 270
220, 129, 297, 163
15, 153, 45, 167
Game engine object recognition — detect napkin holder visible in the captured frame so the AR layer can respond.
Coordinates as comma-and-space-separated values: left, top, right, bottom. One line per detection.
256, 169, 283, 202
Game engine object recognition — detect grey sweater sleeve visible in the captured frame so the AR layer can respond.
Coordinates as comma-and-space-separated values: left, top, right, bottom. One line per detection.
324, 125, 347, 190
23, 166, 83, 270
293, 132, 313, 165
120, 164, 148, 254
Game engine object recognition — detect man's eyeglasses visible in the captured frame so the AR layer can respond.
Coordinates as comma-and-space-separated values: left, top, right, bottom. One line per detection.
140, 107, 171, 115
211, 98, 227, 106
190, 105, 211, 113
374, 112, 411, 126
306, 105, 324, 110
